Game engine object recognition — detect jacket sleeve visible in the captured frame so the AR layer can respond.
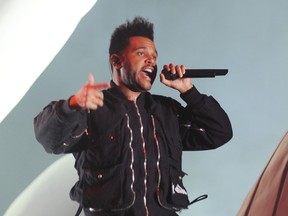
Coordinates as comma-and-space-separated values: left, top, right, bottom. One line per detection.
33, 99, 88, 154
178, 86, 233, 150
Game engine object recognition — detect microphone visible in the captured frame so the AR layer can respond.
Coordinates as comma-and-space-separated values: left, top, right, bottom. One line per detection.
161, 69, 228, 80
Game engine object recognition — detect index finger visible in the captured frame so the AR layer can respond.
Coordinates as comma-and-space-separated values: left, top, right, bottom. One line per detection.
90, 82, 110, 90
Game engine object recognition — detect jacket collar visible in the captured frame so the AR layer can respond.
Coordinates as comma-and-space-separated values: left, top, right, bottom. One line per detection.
108, 81, 168, 119
109, 80, 149, 108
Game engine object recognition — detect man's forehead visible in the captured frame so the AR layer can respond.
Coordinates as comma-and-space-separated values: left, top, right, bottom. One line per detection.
128, 36, 157, 53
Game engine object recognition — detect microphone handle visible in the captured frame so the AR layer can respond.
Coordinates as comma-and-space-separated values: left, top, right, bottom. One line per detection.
161, 69, 228, 80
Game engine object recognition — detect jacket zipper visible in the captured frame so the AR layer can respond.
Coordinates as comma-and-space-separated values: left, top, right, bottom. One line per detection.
133, 100, 149, 216
151, 115, 180, 211
71, 129, 87, 139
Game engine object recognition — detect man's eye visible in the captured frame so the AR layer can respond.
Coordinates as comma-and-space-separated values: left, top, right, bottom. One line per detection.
137, 52, 145, 56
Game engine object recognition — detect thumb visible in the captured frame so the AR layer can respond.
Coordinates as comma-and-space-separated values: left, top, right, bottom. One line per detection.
87, 73, 95, 85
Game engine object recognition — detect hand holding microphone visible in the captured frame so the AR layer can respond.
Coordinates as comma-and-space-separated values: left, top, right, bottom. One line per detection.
161, 68, 228, 80
160, 64, 193, 93
160, 64, 228, 93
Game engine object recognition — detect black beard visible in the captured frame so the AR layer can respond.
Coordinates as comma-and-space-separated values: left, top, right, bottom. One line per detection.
122, 65, 157, 92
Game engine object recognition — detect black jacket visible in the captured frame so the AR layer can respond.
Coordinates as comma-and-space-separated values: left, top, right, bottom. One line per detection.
34, 84, 232, 214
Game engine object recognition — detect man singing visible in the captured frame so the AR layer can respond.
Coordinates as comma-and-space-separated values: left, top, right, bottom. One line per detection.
34, 16, 233, 216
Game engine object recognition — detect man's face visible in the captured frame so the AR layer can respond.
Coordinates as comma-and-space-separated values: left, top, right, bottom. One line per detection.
119, 36, 158, 92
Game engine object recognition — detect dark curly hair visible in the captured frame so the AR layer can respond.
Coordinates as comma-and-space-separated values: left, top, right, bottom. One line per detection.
109, 16, 154, 56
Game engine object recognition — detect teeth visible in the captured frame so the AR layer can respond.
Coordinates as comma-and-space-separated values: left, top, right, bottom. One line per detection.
144, 68, 153, 73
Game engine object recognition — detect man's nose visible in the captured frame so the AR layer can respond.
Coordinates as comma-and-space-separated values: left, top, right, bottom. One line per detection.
145, 55, 156, 65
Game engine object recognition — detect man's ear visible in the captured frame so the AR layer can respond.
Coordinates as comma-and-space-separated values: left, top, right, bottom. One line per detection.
110, 54, 122, 69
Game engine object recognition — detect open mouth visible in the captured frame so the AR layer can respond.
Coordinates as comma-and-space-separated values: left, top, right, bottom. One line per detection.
142, 67, 157, 81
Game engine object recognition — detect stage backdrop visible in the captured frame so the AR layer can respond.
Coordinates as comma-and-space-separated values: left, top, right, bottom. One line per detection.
1, 0, 288, 215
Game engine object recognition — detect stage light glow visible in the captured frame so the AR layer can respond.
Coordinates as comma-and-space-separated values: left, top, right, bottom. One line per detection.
0, 0, 97, 123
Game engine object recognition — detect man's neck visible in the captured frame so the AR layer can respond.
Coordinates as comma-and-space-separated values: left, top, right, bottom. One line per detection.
123, 87, 141, 101
115, 81, 141, 101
